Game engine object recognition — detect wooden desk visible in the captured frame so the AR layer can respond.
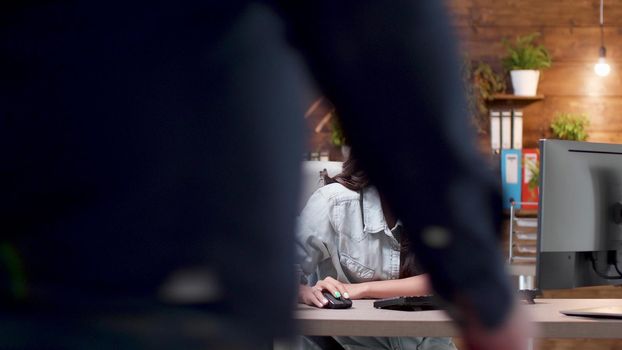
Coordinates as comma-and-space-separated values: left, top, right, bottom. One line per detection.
296, 299, 622, 339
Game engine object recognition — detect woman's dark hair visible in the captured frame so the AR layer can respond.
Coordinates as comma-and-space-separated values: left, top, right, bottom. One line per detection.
324, 157, 369, 191
323, 155, 419, 279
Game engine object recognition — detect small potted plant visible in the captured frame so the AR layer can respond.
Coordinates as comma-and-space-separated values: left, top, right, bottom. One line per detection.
473, 61, 506, 101
550, 112, 590, 141
330, 113, 350, 159
502, 33, 552, 96
461, 58, 506, 132
526, 158, 539, 197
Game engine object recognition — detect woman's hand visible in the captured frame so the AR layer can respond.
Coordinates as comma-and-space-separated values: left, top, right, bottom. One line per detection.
298, 284, 329, 308
299, 277, 370, 307
313, 276, 352, 300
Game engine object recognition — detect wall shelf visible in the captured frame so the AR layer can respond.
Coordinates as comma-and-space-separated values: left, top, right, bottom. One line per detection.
489, 93, 544, 102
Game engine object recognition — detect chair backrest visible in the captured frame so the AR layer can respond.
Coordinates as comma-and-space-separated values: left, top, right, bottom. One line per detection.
298, 161, 343, 213
298, 161, 348, 350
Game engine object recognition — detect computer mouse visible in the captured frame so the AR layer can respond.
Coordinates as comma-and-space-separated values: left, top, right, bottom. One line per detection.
321, 290, 352, 309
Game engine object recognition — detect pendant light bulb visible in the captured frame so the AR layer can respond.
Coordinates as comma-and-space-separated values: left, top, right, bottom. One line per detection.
595, 0, 611, 77
594, 47, 611, 77
594, 57, 611, 77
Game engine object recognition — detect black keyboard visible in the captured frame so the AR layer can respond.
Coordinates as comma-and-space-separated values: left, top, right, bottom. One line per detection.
373, 290, 541, 312
373, 295, 441, 311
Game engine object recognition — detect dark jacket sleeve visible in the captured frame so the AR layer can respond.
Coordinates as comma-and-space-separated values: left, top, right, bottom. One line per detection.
274, 0, 512, 329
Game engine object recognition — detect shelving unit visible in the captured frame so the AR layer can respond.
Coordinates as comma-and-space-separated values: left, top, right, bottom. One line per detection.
487, 95, 543, 292
507, 200, 538, 290
508, 203, 538, 264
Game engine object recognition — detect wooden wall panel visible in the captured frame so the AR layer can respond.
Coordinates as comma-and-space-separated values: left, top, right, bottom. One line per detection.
447, 0, 622, 147
447, 0, 622, 27
539, 62, 622, 96
518, 96, 622, 146
456, 27, 622, 63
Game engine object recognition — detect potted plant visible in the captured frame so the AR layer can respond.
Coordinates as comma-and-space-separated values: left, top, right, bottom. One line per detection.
526, 158, 539, 196
502, 33, 552, 96
461, 58, 506, 132
473, 61, 506, 102
550, 112, 590, 141
330, 113, 350, 159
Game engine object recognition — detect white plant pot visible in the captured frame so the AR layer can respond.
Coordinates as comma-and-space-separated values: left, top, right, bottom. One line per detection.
510, 70, 540, 96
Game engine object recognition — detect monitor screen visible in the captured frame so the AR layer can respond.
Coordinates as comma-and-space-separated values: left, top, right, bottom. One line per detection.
537, 140, 622, 289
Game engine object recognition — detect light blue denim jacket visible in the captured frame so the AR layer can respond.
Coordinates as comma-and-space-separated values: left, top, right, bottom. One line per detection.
297, 183, 401, 284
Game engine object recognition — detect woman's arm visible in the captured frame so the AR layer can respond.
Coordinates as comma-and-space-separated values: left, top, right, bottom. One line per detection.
352, 274, 431, 299
305, 274, 432, 302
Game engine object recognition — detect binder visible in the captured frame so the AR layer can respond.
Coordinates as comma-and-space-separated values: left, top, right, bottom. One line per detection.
501, 110, 512, 149
501, 149, 522, 210
521, 148, 539, 210
490, 110, 501, 152
512, 109, 523, 149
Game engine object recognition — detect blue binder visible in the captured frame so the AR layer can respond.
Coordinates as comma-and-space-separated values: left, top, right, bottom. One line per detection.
501, 149, 522, 210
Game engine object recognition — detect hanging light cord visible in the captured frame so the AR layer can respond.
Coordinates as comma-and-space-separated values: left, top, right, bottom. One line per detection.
600, 0, 605, 48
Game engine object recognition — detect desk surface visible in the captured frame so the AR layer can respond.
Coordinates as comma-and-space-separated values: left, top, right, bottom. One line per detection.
296, 299, 622, 338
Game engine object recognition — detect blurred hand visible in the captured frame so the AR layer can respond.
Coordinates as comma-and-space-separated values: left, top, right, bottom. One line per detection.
461, 305, 534, 350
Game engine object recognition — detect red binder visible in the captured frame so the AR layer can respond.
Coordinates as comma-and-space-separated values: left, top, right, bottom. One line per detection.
521, 148, 539, 210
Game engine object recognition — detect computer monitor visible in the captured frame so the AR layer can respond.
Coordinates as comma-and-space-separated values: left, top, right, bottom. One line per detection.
537, 139, 622, 290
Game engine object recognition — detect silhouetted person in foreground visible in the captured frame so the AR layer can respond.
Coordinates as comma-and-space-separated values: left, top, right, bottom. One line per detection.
1, 1, 529, 349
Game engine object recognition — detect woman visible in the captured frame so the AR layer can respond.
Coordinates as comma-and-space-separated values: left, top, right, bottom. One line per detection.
297, 156, 457, 350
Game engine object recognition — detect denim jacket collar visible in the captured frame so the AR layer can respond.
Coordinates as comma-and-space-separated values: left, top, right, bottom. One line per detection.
361, 187, 390, 234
